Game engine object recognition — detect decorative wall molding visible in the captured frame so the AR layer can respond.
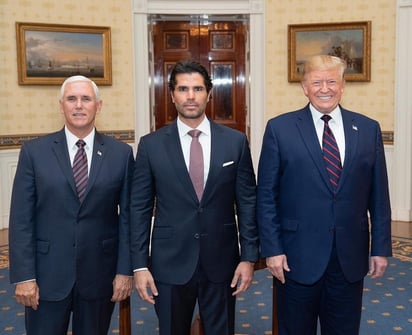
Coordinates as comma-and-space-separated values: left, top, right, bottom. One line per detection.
0, 129, 395, 150
0, 130, 135, 149
381, 131, 394, 145
134, 0, 264, 14
399, 0, 412, 7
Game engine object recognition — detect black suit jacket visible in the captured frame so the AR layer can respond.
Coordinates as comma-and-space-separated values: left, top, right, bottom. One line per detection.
130, 120, 259, 285
9, 129, 134, 300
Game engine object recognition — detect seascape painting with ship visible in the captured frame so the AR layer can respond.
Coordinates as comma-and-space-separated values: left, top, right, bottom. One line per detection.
24, 30, 104, 78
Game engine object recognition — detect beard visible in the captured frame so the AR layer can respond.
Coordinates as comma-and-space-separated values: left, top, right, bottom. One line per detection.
176, 104, 206, 120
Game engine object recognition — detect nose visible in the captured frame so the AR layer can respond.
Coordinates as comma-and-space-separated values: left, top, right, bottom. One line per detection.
186, 89, 196, 99
320, 81, 329, 91
75, 98, 83, 107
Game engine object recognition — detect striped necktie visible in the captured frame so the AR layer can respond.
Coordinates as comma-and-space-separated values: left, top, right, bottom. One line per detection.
73, 139, 88, 202
321, 115, 342, 191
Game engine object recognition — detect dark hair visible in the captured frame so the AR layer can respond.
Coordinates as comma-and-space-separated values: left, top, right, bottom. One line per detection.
168, 60, 213, 93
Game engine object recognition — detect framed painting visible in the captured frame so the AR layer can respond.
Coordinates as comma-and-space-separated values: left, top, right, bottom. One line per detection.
288, 21, 371, 82
16, 22, 112, 85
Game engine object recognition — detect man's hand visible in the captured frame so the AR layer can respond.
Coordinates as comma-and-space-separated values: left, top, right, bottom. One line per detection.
134, 270, 158, 304
369, 256, 388, 279
15, 281, 39, 310
112, 274, 133, 302
231, 261, 255, 296
266, 255, 290, 284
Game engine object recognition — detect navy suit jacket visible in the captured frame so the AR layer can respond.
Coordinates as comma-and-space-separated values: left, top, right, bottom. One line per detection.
130, 119, 259, 285
257, 104, 392, 284
9, 129, 134, 301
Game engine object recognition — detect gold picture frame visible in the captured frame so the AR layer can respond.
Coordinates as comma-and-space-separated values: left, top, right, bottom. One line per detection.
288, 21, 371, 82
16, 22, 112, 85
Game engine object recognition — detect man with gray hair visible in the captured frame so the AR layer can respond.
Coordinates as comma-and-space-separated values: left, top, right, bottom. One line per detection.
9, 75, 134, 335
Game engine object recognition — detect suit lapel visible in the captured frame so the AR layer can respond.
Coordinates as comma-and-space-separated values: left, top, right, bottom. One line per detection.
51, 129, 78, 197
202, 121, 224, 201
338, 109, 359, 190
83, 131, 106, 201
296, 107, 333, 192
164, 122, 199, 202
51, 130, 109, 203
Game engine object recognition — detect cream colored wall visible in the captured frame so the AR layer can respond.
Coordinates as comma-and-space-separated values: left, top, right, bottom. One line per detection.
265, 0, 396, 131
0, 0, 135, 136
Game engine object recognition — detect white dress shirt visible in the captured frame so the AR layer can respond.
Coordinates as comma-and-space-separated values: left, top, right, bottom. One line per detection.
65, 126, 95, 175
310, 104, 345, 166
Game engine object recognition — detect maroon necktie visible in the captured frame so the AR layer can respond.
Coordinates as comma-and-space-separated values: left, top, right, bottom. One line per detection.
321, 115, 342, 191
188, 130, 204, 201
73, 139, 88, 202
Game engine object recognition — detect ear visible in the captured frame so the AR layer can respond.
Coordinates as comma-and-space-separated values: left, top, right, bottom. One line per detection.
59, 100, 64, 114
96, 100, 103, 114
340, 79, 346, 93
301, 82, 309, 97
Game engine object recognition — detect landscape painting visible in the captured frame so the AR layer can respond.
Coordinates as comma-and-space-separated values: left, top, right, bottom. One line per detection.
288, 21, 371, 82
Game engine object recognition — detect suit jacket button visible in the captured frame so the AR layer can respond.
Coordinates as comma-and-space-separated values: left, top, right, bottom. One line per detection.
194, 233, 200, 239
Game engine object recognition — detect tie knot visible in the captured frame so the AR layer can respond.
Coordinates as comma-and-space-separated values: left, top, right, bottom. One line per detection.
321, 115, 332, 123
76, 139, 86, 149
188, 129, 201, 138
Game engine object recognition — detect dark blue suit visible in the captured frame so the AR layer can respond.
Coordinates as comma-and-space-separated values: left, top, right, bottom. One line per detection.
257, 104, 392, 334
130, 119, 259, 334
9, 129, 134, 334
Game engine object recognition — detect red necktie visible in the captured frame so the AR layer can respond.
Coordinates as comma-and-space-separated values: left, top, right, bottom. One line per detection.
73, 139, 88, 202
321, 115, 342, 191
188, 130, 204, 201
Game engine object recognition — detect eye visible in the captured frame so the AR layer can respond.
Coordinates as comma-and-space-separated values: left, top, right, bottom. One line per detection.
66, 96, 77, 102
176, 86, 189, 92
81, 96, 92, 102
193, 86, 204, 92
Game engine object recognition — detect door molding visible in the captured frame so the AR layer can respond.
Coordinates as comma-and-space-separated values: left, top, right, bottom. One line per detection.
132, 0, 265, 167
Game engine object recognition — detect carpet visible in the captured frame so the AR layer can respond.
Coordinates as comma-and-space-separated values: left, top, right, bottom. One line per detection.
1, 238, 412, 334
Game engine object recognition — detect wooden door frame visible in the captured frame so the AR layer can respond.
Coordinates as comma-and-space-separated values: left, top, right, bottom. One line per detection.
132, 0, 265, 168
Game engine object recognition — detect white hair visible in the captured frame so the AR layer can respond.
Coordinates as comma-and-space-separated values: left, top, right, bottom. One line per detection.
60, 75, 100, 100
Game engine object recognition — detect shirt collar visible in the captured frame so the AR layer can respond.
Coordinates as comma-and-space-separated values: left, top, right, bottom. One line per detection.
177, 117, 211, 138
65, 126, 95, 150
309, 104, 343, 126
